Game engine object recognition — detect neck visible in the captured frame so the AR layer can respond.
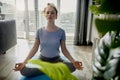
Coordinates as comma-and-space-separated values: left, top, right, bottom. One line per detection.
45, 21, 57, 32
46, 21, 56, 28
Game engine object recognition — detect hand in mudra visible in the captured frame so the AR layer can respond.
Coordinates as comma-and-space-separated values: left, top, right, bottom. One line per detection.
13, 63, 25, 71
72, 61, 83, 70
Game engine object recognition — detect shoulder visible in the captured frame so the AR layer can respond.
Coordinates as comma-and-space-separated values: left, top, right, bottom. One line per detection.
37, 27, 45, 33
36, 28, 45, 36
58, 27, 65, 33
57, 28, 66, 37
37, 27, 44, 31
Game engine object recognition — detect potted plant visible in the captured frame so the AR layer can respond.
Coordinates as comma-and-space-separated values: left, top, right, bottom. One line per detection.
90, 0, 120, 36
89, 0, 120, 80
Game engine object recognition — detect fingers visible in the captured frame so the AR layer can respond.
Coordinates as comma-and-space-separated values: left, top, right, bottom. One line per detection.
13, 63, 25, 71
15, 64, 19, 68
77, 66, 84, 70
13, 64, 20, 71
73, 61, 84, 70
79, 62, 82, 66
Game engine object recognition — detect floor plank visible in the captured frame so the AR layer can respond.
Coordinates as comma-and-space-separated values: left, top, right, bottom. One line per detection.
0, 39, 93, 80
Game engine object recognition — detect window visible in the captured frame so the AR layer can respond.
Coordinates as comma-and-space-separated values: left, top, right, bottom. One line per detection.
15, 0, 25, 38
28, 0, 36, 40
59, 0, 77, 44
0, 0, 15, 20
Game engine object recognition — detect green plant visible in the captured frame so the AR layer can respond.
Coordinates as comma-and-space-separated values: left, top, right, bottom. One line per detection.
95, 18, 120, 35
89, 0, 120, 36
92, 31, 120, 80
90, 0, 120, 15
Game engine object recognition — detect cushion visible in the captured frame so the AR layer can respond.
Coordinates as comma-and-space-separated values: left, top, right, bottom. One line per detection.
20, 75, 51, 80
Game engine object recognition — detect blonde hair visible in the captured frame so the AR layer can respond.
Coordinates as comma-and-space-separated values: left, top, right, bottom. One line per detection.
42, 3, 58, 15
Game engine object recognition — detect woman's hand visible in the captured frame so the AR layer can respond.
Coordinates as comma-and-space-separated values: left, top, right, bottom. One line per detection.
13, 63, 25, 71
72, 61, 83, 70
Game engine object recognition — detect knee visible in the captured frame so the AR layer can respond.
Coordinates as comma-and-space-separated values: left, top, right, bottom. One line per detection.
20, 67, 34, 77
64, 62, 76, 72
20, 67, 44, 77
20, 67, 29, 77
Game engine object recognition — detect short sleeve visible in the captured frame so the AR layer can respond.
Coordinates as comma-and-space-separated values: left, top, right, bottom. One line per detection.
61, 29, 66, 41
35, 28, 42, 40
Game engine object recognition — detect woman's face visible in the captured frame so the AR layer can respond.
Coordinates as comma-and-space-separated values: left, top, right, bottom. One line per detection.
44, 6, 57, 22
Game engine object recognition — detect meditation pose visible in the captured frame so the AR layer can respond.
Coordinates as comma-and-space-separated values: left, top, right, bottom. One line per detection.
13, 3, 83, 79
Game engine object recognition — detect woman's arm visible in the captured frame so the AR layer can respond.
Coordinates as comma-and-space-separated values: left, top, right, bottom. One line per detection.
23, 39, 40, 63
60, 41, 83, 70
60, 41, 75, 62
14, 39, 40, 71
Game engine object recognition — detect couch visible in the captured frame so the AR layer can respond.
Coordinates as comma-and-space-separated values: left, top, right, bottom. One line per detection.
0, 19, 17, 54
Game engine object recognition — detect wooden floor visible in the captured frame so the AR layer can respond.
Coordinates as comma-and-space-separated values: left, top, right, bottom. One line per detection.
0, 39, 93, 80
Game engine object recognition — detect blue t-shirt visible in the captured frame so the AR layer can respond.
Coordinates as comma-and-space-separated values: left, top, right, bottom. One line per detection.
36, 27, 66, 58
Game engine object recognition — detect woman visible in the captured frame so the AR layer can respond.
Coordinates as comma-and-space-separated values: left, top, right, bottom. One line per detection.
14, 3, 83, 77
